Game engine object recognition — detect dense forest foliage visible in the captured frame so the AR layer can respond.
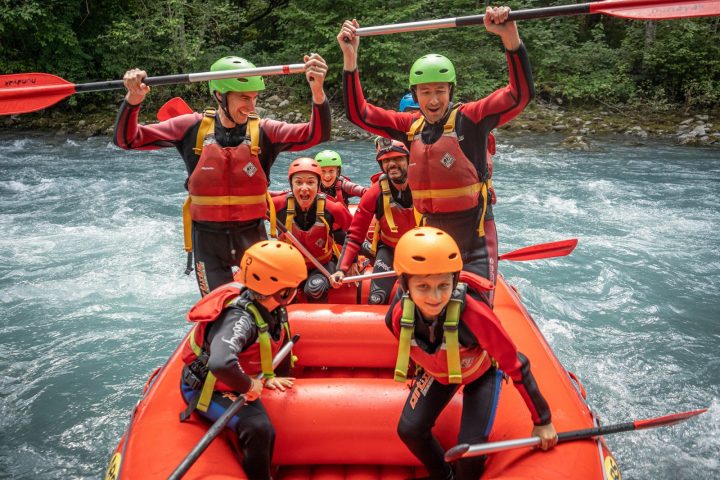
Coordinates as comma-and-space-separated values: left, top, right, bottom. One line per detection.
1, 0, 718, 112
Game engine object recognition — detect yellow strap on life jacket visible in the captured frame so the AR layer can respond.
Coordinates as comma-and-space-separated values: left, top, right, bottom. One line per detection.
246, 303, 276, 380
407, 105, 461, 141
394, 295, 417, 382
413, 207, 424, 227
247, 114, 261, 156
477, 181, 488, 237
182, 196, 193, 253
189, 193, 268, 206
370, 228, 380, 256
380, 176, 398, 233
443, 295, 463, 384
407, 116, 425, 142
371, 176, 400, 255
285, 196, 296, 232
266, 192, 277, 238
188, 296, 276, 413
394, 291, 464, 384
411, 182, 482, 199
193, 110, 261, 156
193, 109, 216, 155
316, 196, 335, 259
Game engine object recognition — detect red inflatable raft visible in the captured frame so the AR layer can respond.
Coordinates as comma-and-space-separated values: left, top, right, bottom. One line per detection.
105, 275, 619, 479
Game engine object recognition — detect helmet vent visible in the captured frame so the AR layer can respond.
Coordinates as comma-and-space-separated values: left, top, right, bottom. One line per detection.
252, 273, 261, 281
414, 70, 423, 76
439, 69, 448, 73
270, 276, 279, 282
449, 253, 458, 260
275, 243, 282, 248
411, 255, 426, 262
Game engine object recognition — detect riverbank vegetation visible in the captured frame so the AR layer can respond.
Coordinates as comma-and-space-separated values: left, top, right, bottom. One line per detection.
2, 0, 718, 144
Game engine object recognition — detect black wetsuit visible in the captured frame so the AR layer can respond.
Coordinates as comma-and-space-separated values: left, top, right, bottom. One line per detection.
180, 290, 291, 480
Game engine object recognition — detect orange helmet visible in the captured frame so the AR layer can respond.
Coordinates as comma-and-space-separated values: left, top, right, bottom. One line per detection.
288, 157, 322, 182
235, 241, 307, 295
393, 227, 463, 276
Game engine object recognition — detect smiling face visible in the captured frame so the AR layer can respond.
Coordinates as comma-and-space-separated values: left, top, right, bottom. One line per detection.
415, 82, 451, 124
291, 172, 319, 211
381, 155, 409, 184
221, 90, 259, 124
320, 166, 339, 188
407, 272, 455, 319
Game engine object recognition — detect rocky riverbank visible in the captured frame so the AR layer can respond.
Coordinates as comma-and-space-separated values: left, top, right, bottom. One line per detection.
2, 95, 718, 149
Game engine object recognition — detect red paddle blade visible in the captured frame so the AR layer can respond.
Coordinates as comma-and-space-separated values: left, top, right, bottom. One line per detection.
157, 97, 194, 121
499, 238, 578, 262
592, 0, 720, 20
0, 73, 76, 115
634, 408, 708, 430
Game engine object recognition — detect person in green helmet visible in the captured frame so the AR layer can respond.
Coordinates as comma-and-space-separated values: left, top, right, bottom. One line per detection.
338, 6, 530, 308
113, 54, 331, 296
314, 149, 367, 207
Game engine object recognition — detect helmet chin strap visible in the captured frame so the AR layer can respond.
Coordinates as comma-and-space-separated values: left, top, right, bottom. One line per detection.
217, 92, 238, 125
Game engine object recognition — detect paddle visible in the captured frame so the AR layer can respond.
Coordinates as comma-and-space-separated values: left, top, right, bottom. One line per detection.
341, 238, 578, 284
444, 407, 708, 463
0, 63, 305, 116
271, 219, 334, 280
168, 333, 300, 480
356, 0, 720, 37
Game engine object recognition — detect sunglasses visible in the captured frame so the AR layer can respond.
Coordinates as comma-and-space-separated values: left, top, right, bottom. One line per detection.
272, 287, 297, 306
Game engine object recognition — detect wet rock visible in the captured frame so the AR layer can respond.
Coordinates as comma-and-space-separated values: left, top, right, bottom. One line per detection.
552, 124, 567, 131
624, 126, 648, 138
695, 114, 709, 121
254, 106, 267, 116
561, 135, 590, 151
278, 99, 290, 108
680, 118, 694, 125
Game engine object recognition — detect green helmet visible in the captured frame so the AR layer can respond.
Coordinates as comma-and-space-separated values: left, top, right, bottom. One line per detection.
408, 54, 456, 87
314, 150, 343, 168
208, 56, 266, 95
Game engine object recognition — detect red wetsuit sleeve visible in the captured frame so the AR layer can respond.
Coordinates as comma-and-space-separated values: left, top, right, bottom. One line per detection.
343, 70, 417, 144
113, 100, 202, 151
340, 177, 368, 198
467, 297, 551, 425
327, 199, 352, 232
338, 183, 381, 272
458, 43, 534, 127
271, 194, 289, 223
261, 101, 331, 154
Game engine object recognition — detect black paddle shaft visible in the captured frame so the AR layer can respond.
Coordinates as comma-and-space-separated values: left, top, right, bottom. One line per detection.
455, 3, 591, 27
74, 74, 191, 94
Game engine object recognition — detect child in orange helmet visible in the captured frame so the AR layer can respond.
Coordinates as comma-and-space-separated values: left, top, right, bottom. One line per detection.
179, 240, 307, 479
386, 227, 557, 479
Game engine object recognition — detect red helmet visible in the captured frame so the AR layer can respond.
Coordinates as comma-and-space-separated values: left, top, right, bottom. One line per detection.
375, 137, 410, 164
288, 157, 322, 181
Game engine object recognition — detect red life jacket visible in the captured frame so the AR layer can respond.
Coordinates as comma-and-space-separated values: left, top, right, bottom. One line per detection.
370, 174, 416, 253
406, 106, 493, 236
187, 112, 269, 222
279, 194, 336, 267
181, 282, 286, 392
391, 272, 496, 385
